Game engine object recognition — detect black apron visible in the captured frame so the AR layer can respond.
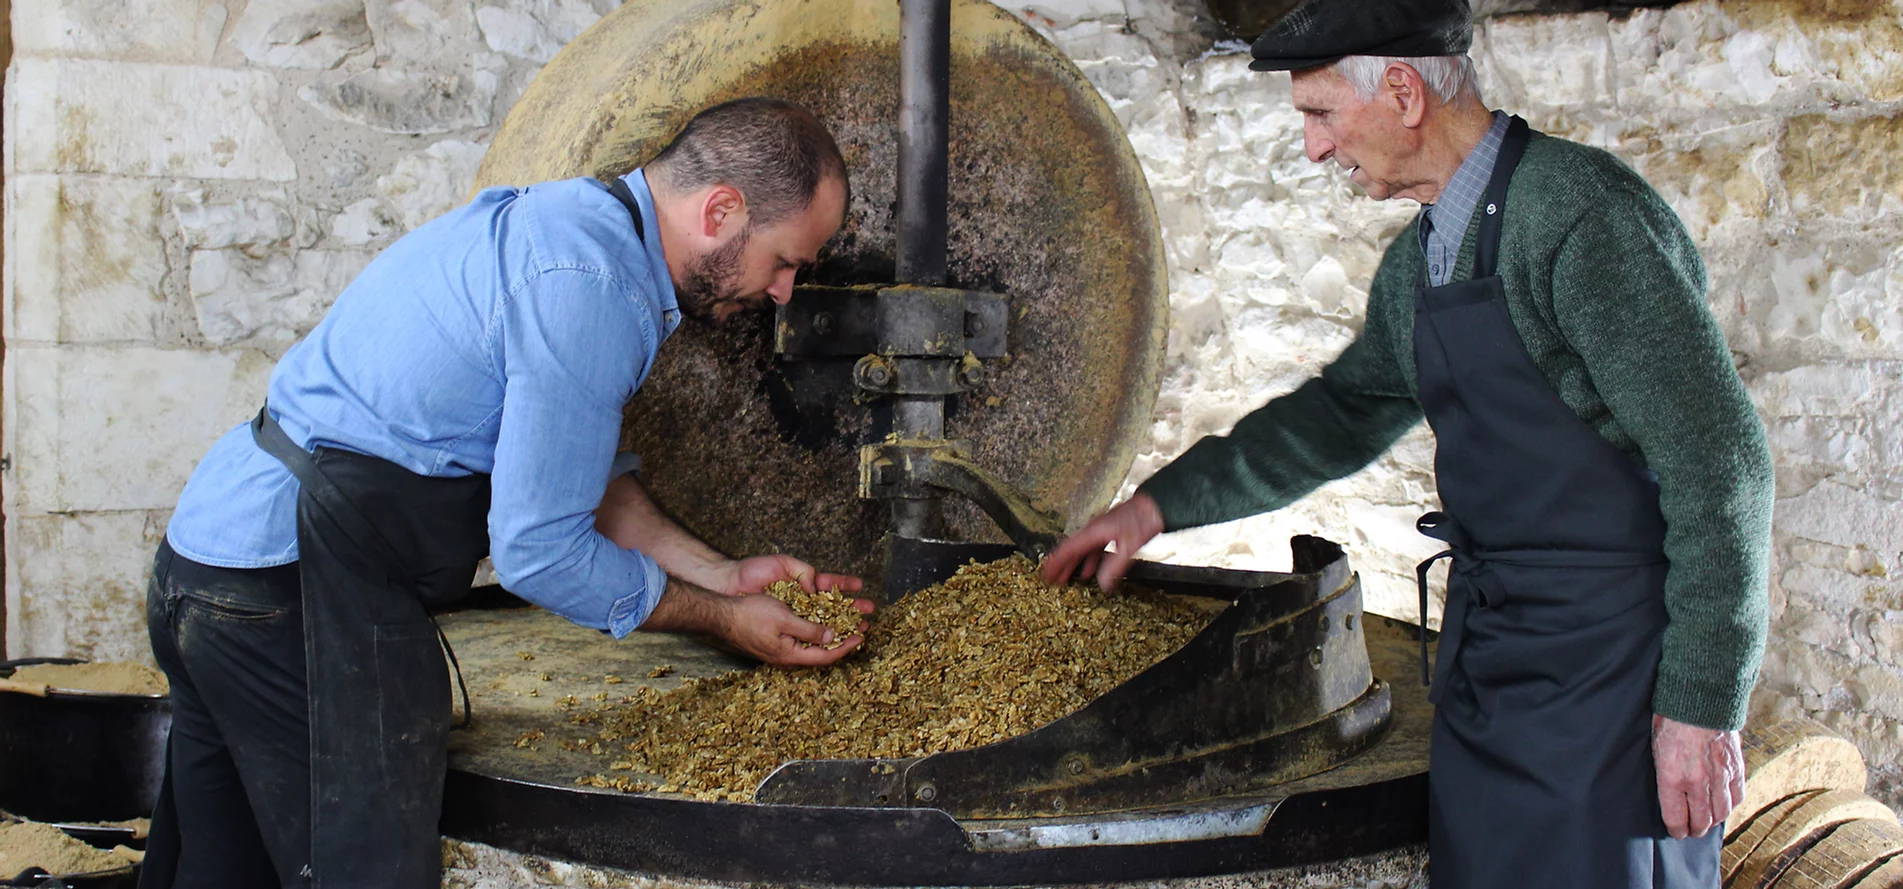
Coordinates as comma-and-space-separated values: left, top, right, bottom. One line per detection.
140, 176, 652, 888
1412, 117, 1720, 889
266, 177, 648, 886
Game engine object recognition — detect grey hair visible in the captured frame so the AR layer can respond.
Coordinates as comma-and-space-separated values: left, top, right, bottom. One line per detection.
1332, 55, 1482, 105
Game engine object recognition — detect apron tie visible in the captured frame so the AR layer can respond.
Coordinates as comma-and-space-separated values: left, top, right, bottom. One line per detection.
253, 405, 476, 729
1414, 511, 1509, 701
431, 616, 473, 729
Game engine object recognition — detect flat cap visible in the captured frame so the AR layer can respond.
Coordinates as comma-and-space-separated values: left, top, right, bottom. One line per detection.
1248, 0, 1473, 72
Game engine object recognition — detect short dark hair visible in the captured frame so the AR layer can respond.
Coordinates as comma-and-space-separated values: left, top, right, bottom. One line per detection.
648, 98, 848, 227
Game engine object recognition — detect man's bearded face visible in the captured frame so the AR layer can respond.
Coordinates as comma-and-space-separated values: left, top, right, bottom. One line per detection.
677, 223, 753, 323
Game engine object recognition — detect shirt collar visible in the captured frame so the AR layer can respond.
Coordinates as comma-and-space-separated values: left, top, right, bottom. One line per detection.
619, 168, 681, 338
1423, 111, 1510, 252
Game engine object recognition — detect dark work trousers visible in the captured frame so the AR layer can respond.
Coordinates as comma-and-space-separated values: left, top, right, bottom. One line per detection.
142, 409, 491, 889
144, 540, 312, 887
1412, 117, 1721, 888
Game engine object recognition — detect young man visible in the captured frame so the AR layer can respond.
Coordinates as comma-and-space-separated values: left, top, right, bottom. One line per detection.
144, 98, 866, 888
1043, 3, 1772, 886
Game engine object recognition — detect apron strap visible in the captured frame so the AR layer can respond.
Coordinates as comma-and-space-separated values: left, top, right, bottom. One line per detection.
1415, 549, 1453, 686
251, 405, 474, 729
607, 177, 648, 241
251, 407, 406, 576
1470, 116, 1532, 280
1414, 511, 1504, 700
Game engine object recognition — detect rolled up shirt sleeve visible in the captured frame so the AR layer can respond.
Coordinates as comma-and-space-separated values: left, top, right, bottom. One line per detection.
487, 267, 667, 637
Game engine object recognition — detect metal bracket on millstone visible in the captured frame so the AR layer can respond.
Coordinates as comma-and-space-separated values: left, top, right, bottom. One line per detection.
860, 439, 1062, 559
777, 285, 1008, 358
777, 285, 1007, 398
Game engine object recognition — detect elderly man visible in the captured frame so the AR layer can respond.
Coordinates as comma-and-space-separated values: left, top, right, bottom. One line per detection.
1043, 2, 1772, 886
144, 98, 868, 889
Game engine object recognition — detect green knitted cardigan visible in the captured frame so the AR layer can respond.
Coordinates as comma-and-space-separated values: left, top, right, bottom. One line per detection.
1140, 130, 1773, 731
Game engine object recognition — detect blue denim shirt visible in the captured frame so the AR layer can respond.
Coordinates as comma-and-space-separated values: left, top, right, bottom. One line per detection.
167, 170, 681, 637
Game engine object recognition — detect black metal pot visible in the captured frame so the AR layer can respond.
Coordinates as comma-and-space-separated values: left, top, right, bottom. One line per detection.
3, 865, 138, 889
0, 659, 170, 822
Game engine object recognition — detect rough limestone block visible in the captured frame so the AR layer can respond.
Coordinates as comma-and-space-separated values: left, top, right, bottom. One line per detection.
1752, 363, 1902, 427
376, 139, 489, 231
366, 0, 481, 62
3, 347, 63, 519
1047, 20, 1154, 70
1780, 481, 1903, 559
1797, 11, 1903, 104
1020, 0, 1128, 30
1783, 113, 1903, 223
1607, 4, 1809, 114
5, 175, 166, 345
1755, 363, 1903, 481
1853, 663, 1903, 723
299, 60, 505, 135
232, 0, 373, 70
9, 511, 165, 665
1474, 13, 1615, 112
1615, 121, 1773, 240
168, 186, 300, 250
1780, 562, 1893, 621
1229, 310, 1356, 392
1859, 612, 1903, 671
13, 0, 226, 64
329, 197, 398, 247
474, 0, 615, 64
3, 345, 272, 514
7, 58, 296, 181
1736, 235, 1895, 360
189, 248, 373, 349
1760, 645, 1869, 734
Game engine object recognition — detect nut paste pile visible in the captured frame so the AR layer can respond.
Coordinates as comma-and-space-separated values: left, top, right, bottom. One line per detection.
0, 821, 129, 876
564, 555, 1215, 800
8, 662, 169, 696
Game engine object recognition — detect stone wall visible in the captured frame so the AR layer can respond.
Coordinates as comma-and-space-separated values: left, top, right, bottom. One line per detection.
4, 0, 1900, 812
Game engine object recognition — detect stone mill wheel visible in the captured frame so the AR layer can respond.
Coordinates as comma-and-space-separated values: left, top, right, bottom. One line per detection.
474, 0, 1169, 585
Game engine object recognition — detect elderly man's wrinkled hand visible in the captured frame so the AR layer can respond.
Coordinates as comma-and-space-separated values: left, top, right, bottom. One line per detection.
1653, 714, 1745, 840
1038, 493, 1165, 591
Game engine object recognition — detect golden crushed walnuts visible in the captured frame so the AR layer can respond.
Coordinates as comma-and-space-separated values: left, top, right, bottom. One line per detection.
763, 580, 864, 649
567, 555, 1213, 802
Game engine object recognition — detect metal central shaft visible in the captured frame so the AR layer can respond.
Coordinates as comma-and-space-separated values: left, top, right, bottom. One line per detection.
893, 0, 951, 541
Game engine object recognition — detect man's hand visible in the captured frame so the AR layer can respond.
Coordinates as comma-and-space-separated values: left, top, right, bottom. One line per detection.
718, 554, 865, 598
1039, 493, 1165, 590
717, 593, 873, 667
642, 577, 873, 668
1653, 714, 1745, 840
